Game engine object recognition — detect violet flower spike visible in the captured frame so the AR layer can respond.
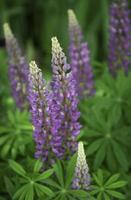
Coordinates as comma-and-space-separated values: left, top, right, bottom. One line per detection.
28, 61, 52, 164
72, 142, 90, 190
68, 9, 95, 98
51, 37, 81, 158
3, 23, 29, 110
108, 0, 130, 76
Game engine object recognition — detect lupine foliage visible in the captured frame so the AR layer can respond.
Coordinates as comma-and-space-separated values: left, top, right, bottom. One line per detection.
0, 0, 131, 199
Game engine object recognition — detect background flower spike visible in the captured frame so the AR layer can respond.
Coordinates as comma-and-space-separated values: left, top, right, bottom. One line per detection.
108, 0, 130, 76
3, 23, 29, 110
68, 9, 95, 98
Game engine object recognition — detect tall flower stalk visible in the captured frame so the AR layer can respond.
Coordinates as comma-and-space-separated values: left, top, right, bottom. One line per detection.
72, 142, 90, 190
28, 61, 53, 163
51, 37, 81, 158
68, 9, 95, 98
108, 0, 130, 76
3, 23, 28, 110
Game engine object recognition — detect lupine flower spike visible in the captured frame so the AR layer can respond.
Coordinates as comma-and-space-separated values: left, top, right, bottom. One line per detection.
68, 9, 95, 98
28, 61, 53, 165
51, 37, 81, 158
108, 0, 130, 76
3, 23, 28, 110
72, 142, 90, 190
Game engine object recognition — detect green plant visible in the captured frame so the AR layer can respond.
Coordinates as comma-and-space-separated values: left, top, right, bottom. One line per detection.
0, 110, 32, 159
6, 159, 54, 200
91, 169, 127, 200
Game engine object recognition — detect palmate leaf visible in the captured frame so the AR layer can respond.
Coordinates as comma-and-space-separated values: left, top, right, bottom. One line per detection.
68, 189, 89, 198
107, 104, 122, 128
65, 153, 77, 188
44, 179, 61, 189
53, 160, 64, 187
84, 129, 102, 138
94, 141, 107, 169
9, 160, 26, 177
13, 184, 31, 200
87, 138, 104, 156
34, 169, 54, 182
103, 193, 110, 200
106, 143, 117, 172
33, 160, 43, 173
111, 140, 128, 171
0, 110, 32, 158
34, 183, 54, 196
9, 160, 54, 200
106, 181, 127, 189
105, 174, 120, 186
92, 169, 126, 200
106, 190, 125, 199
4, 176, 15, 197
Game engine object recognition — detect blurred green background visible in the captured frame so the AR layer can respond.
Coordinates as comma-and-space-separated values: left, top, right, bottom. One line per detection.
0, 0, 131, 79
0, 0, 112, 66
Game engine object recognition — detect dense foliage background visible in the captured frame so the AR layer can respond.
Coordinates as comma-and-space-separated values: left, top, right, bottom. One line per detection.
0, 0, 131, 199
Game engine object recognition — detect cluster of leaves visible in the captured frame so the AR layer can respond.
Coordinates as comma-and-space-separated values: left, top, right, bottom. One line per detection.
0, 156, 126, 200
0, 110, 33, 159
79, 70, 131, 199
91, 169, 127, 200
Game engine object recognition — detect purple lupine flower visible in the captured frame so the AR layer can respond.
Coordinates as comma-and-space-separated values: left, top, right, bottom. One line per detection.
3, 23, 28, 110
28, 61, 53, 164
108, 0, 130, 76
68, 10, 95, 98
72, 142, 90, 190
51, 37, 81, 158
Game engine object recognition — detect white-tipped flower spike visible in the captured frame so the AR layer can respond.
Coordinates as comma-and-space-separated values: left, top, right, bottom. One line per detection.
28, 61, 53, 165
3, 23, 29, 110
68, 9, 82, 42
68, 9, 95, 98
72, 142, 90, 190
51, 37, 81, 158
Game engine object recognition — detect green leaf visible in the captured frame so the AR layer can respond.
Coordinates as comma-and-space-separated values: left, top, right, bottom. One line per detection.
9, 160, 26, 177
111, 140, 128, 171
84, 129, 102, 138
4, 176, 15, 197
7, 111, 15, 125
1, 138, 14, 157
44, 179, 61, 189
13, 184, 30, 199
93, 174, 102, 186
94, 141, 106, 169
34, 183, 54, 196
33, 160, 43, 173
54, 160, 64, 186
35, 169, 54, 181
108, 104, 121, 128
97, 192, 102, 200
87, 138, 104, 155
105, 174, 120, 186
106, 190, 125, 199
0, 135, 10, 145
97, 169, 104, 184
69, 190, 88, 198
65, 153, 77, 188
106, 181, 127, 189
24, 184, 34, 200
103, 193, 110, 200
106, 144, 117, 171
